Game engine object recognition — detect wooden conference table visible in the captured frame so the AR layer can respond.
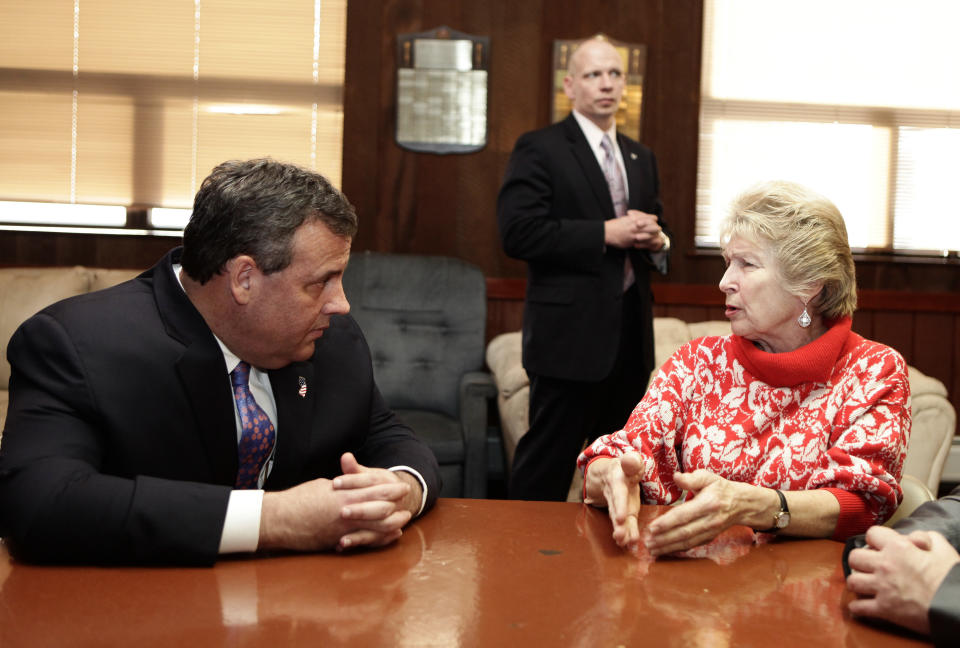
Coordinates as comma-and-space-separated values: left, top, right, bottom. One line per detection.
0, 499, 930, 647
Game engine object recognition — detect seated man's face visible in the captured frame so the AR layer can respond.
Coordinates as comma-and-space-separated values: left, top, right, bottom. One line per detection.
242, 219, 351, 369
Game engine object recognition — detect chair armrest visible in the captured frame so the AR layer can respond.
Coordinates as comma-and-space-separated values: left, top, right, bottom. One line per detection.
458, 371, 497, 498
904, 365, 956, 492
884, 473, 936, 527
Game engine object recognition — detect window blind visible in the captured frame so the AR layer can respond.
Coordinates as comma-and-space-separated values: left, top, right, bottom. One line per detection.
0, 0, 346, 229
698, 0, 960, 255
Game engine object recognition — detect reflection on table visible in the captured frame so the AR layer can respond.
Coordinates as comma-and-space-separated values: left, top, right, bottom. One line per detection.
0, 499, 931, 647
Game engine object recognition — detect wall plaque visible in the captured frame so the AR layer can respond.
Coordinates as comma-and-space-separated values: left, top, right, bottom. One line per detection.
396, 26, 490, 154
551, 34, 646, 142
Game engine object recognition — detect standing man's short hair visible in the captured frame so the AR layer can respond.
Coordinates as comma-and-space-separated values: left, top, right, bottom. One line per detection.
181, 158, 358, 284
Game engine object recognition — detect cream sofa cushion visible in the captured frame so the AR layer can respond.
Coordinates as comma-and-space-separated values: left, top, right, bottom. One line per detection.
0, 390, 7, 433
0, 266, 92, 389
486, 331, 526, 399
88, 268, 141, 292
651, 318, 731, 388
485, 332, 529, 467
686, 320, 734, 341
652, 317, 698, 369
905, 365, 955, 492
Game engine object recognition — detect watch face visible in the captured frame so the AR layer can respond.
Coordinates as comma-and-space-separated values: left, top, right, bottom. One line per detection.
775, 512, 791, 529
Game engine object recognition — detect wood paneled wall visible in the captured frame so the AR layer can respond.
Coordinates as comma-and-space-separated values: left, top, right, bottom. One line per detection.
0, 230, 178, 270
341, 0, 703, 281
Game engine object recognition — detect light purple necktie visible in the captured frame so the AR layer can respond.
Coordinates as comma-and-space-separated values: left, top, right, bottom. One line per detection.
600, 133, 635, 290
231, 361, 276, 489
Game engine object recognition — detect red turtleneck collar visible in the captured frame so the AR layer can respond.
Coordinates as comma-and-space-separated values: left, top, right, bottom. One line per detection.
731, 316, 859, 387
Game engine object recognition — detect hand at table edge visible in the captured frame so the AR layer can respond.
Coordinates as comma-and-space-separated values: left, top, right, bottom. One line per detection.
257, 453, 415, 554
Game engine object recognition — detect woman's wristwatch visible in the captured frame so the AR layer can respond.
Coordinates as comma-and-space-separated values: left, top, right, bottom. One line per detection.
756, 489, 791, 533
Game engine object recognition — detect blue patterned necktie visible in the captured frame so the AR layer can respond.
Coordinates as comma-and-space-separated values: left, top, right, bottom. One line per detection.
600, 133, 635, 290
230, 361, 276, 489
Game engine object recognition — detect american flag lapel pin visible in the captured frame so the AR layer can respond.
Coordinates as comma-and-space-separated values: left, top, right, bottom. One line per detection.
298, 376, 307, 398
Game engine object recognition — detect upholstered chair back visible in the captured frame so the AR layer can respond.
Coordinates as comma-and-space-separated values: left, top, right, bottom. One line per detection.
342, 251, 494, 497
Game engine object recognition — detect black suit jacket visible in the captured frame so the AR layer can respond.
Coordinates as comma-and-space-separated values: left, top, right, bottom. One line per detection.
0, 248, 440, 565
497, 114, 668, 382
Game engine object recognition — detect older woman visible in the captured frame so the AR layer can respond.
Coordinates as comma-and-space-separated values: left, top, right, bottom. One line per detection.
579, 180, 911, 556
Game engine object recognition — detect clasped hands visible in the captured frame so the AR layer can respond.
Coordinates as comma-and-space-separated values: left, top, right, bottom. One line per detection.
590, 452, 759, 556
604, 210, 665, 250
846, 525, 960, 635
259, 452, 421, 553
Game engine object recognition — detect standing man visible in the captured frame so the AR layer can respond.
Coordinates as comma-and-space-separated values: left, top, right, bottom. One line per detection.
497, 36, 670, 501
0, 158, 441, 565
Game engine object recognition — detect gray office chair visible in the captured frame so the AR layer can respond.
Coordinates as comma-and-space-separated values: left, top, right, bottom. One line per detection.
342, 251, 496, 498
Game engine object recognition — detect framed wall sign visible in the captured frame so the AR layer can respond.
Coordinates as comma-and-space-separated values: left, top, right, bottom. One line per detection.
551, 34, 646, 142
395, 26, 490, 154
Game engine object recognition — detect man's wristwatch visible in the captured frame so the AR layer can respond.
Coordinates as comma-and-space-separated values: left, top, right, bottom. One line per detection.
658, 231, 670, 252
756, 489, 790, 533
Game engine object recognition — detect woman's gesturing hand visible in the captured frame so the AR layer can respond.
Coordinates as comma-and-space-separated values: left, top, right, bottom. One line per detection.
643, 470, 763, 556
586, 453, 645, 549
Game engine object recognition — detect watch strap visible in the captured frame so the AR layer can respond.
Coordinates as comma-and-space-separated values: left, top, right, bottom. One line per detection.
755, 489, 789, 534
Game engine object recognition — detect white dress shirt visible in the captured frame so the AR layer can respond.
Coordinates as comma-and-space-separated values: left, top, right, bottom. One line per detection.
571, 109, 669, 271
572, 109, 629, 197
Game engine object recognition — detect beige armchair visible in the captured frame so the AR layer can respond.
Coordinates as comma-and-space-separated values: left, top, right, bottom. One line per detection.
903, 365, 955, 493
884, 474, 935, 526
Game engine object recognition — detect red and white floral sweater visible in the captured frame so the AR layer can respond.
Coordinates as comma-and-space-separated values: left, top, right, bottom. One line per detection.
578, 317, 911, 539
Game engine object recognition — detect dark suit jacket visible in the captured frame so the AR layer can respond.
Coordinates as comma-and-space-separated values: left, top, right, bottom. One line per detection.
0, 248, 440, 566
497, 114, 668, 382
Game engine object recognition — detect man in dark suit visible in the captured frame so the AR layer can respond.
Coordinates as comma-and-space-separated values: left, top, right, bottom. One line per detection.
498, 36, 670, 501
0, 158, 441, 565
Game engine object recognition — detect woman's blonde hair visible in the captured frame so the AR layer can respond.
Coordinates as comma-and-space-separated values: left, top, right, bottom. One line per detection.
719, 180, 857, 318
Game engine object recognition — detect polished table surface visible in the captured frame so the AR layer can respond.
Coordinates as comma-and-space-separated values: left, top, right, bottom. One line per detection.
0, 498, 931, 647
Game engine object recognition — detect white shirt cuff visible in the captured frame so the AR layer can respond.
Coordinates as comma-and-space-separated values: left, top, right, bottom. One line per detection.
390, 466, 428, 516
218, 466, 426, 555
650, 233, 669, 275
218, 489, 264, 554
